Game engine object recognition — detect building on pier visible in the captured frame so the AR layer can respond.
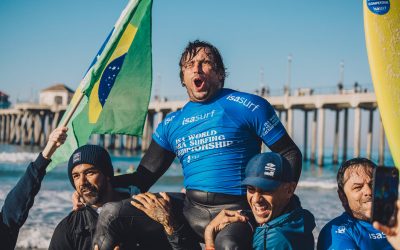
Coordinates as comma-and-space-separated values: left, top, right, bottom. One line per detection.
0, 91, 11, 109
39, 83, 74, 106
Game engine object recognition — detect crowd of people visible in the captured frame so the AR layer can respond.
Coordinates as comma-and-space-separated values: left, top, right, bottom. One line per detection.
0, 40, 399, 250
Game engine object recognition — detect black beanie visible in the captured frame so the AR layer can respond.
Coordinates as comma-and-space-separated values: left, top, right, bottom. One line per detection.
68, 144, 114, 188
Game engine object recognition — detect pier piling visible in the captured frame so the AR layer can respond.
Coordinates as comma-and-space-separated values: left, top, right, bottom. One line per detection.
317, 108, 325, 166
353, 107, 361, 157
303, 110, 308, 161
333, 110, 340, 164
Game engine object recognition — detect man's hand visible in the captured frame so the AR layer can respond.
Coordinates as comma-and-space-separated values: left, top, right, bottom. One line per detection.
373, 200, 400, 250
204, 209, 248, 248
130, 192, 177, 235
42, 126, 68, 159
72, 191, 85, 211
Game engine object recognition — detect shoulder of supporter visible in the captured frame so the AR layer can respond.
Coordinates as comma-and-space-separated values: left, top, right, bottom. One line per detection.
256, 227, 305, 250
269, 210, 315, 248
49, 207, 98, 249
268, 195, 315, 228
253, 199, 315, 250
54, 207, 98, 237
49, 212, 75, 249
265, 232, 293, 250
317, 213, 357, 250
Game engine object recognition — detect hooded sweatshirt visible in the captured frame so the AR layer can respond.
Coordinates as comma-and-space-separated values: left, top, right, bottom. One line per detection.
253, 195, 316, 250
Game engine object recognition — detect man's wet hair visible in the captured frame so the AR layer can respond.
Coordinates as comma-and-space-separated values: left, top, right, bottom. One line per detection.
179, 40, 227, 87
337, 157, 377, 191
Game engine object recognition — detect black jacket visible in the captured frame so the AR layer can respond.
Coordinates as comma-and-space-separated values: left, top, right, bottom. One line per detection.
49, 206, 98, 250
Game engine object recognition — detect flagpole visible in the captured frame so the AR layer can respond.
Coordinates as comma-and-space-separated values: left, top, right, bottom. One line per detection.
42, 91, 85, 158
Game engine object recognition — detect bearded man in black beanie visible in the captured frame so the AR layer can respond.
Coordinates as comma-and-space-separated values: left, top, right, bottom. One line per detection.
48, 145, 129, 250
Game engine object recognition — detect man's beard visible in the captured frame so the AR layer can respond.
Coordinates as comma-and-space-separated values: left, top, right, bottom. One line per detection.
352, 199, 372, 221
80, 183, 104, 206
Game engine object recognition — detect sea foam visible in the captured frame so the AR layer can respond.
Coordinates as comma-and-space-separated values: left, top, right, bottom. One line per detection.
0, 152, 38, 163
297, 180, 337, 189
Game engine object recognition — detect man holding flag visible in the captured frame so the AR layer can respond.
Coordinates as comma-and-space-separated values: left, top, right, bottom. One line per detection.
92, 40, 302, 249
0, 127, 67, 250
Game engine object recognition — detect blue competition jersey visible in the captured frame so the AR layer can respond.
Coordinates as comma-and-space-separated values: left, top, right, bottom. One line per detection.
317, 212, 394, 250
153, 88, 286, 195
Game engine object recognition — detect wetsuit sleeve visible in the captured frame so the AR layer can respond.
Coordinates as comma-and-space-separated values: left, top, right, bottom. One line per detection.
269, 133, 302, 183
317, 225, 357, 250
48, 218, 75, 250
0, 153, 50, 248
112, 139, 176, 192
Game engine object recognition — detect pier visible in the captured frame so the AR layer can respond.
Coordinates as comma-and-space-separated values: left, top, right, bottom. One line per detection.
0, 91, 387, 166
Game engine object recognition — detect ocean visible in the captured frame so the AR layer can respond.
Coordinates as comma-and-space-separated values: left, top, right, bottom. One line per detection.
0, 143, 394, 249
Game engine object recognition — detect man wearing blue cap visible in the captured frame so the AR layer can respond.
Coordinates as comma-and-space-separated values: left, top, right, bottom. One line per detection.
203, 152, 315, 250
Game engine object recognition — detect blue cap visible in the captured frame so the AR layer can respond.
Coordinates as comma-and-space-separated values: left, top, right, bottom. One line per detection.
242, 152, 293, 191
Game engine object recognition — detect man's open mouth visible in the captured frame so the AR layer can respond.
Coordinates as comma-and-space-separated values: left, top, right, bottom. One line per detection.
193, 77, 205, 88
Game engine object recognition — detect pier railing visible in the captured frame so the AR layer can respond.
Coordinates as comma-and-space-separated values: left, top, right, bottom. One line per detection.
0, 90, 387, 166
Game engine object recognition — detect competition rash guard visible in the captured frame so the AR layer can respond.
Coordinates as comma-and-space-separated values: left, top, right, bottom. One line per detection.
317, 212, 394, 250
153, 88, 286, 195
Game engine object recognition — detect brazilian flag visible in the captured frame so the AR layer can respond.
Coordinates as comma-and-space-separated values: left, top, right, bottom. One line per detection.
49, 0, 152, 170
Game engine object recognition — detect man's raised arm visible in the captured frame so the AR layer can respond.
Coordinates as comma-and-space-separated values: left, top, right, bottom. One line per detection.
0, 127, 67, 249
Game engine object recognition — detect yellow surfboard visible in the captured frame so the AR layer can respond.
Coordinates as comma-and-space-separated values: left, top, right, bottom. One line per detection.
364, 0, 400, 167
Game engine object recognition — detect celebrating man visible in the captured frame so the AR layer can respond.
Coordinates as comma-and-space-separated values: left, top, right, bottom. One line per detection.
93, 40, 302, 249
204, 152, 315, 250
